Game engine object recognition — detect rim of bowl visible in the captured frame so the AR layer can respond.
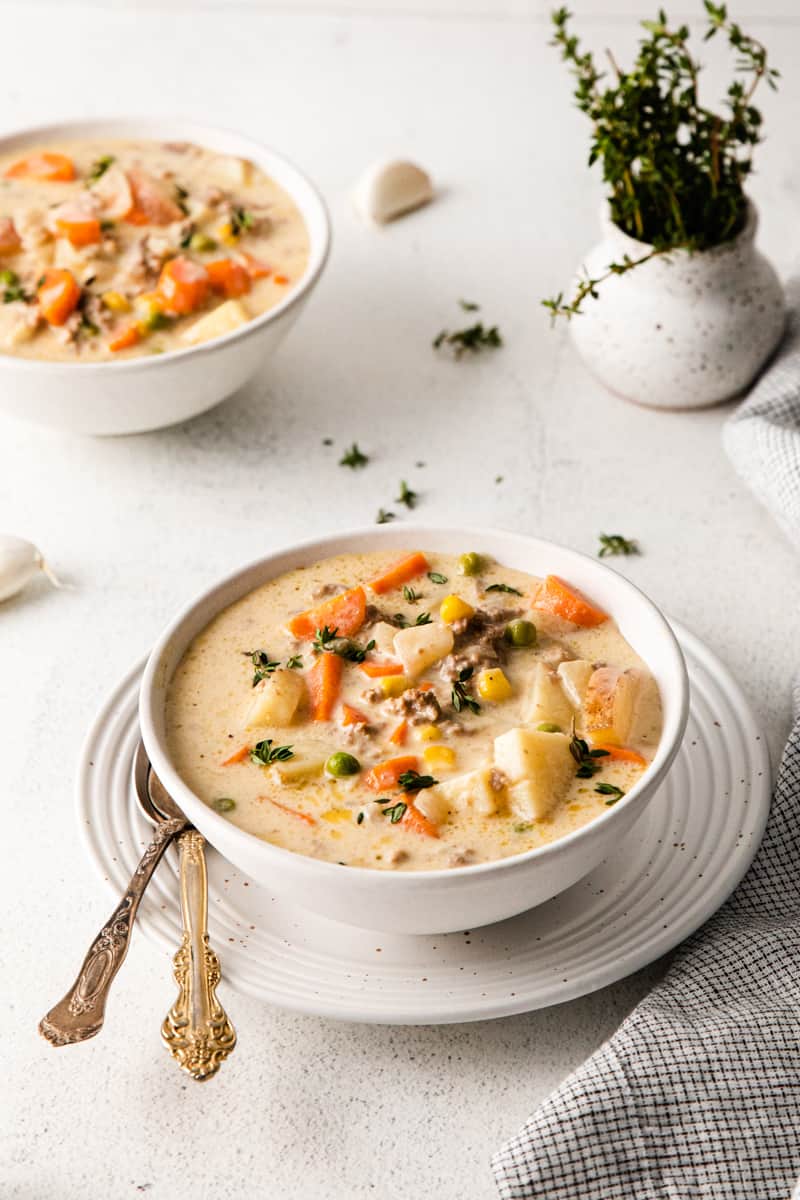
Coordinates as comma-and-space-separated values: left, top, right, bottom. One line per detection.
139, 525, 690, 882
0, 116, 331, 371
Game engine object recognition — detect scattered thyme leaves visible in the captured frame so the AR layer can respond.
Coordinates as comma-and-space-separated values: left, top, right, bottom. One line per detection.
376, 508, 395, 524
312, 625, 338, 653
377, 799, 408, 824
0, 269, 27, 304
286, 654, 304, 670
340, 442, 369, 469
596, 782, 626, 805
398, 770, 438, 792
250, 739, 294, 765
459, 299, 480, 311
451, 666, 481, 715
433, 322, 503, 358
428, 571, 448, 586
414, 612, 432, 626
598, 533, 641, 558
569, 723, 609, 778
230, 206, 254, 236
173, 183, 190, 217
88, 155, 114, 182
245, 648, 281, 686
396, 480, 418, 509
314, 626, 375, 663
485, 582, 523, 596
403, 585, 420, 604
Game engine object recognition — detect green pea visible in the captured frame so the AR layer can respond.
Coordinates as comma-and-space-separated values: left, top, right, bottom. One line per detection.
536, 722, 562, 734
459, 552, 484, 577
190, 232, 218, 253
212, 797, 236, 813
325, 751, 361, 778
505, 618, 537, 647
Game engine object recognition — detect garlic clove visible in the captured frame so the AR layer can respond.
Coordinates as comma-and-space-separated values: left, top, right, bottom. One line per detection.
0, 534, 60, 602
353, 159, 433, 224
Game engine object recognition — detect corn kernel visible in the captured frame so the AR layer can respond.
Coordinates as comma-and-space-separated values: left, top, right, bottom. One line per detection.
380, 675, 409, 698
591, 726, 620, 746
101, 290, 130, 314
322, 808, 351, 823
423, 745, 456, 770
217, 220, 237, 246
477, 667, 513, 702
440, 594, 475, 624
417, 724, 440, 742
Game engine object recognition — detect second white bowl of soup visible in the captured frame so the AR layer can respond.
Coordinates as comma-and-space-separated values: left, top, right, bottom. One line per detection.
140, 527, 689, 934
0, 118, 329, 434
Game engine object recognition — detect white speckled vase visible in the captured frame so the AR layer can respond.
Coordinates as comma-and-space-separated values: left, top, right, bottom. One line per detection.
569, 202, 786, 409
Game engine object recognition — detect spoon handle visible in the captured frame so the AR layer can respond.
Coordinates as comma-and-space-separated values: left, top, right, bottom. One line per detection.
39, 815, 187, 1046
161, 830, 236, 1081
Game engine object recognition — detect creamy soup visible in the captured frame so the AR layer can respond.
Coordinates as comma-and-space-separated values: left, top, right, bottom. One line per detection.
165, 551, 663, 871
0, 139, 309, 360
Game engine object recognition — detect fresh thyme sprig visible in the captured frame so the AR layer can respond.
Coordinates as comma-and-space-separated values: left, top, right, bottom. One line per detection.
88, 155, 114, 182
596, 782, 626, 805
376, 509, 395, 524
251, 739, 294, 765
433, 322, 503, 358
313, 625, 375, 662
451, 666, 481, 715
598, 533, 641, 558
398, 770, 438, 792
543, 3, 779, 319
569, 723, 610, 778
245, 649, 281, 686
396, 480, 418, 509
486, 582, 523, 596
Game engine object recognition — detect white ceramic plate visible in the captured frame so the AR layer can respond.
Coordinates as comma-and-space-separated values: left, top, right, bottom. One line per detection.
77, 621, 770, 1024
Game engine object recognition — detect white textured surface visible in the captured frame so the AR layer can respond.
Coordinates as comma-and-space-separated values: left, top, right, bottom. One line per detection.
2, 3, 800, 1198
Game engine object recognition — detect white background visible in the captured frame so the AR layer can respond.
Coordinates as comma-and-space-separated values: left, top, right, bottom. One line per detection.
3, 1, 799, 1197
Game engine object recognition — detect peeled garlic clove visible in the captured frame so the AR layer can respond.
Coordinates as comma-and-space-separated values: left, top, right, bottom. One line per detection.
353, 159, 433, 224
0, 534, 60, 602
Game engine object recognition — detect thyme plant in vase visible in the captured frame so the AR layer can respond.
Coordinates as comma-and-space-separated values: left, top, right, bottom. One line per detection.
546, 3, 785, 409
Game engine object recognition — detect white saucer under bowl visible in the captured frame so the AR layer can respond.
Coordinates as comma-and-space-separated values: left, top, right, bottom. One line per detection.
76, 621, 770, 1025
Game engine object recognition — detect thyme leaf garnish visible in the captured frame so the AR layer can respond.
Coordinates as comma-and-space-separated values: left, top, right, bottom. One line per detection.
598, 533, 641, 558
250, 739, 294, 765
433, 322, 503, 358
398, 770, 438, 792
339, 442, 369, 469
245, 648, 281, 686
596, 782, 626, 805
485, 582, 523, 596
451, 666, 481, 715
396, 480, 418, 509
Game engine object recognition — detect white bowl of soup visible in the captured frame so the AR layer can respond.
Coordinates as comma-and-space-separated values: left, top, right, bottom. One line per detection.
0, 118, 329, 434
139, 527, 689, 934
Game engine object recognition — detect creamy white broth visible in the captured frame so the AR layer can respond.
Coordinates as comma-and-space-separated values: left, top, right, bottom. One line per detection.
0, 138, 309, 360
165, 551, 663, 871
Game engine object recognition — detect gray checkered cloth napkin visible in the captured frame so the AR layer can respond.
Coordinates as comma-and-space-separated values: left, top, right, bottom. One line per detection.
492, 307, 800, 1199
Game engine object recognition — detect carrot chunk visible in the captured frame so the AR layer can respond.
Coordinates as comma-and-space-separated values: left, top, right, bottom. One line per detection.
273, 274, 289, 285
37, 269, 80, 326
5, 151, 75, 182
532, 575, 608, 627
402, 801, 440, 838
237, 250, 271, 280
360, 660, 404, 678
389, 720, 408, 746
342, 703, 369, 726
268, 797, 316, 827
206, 258, 252, 299
368, 552, 430, 595
108, 325, 142, 353
55, 214, 102, 248
221, 744, 250, 766
590, 742, 648, 767
156, 256, 209, 316
288, 586, 366, 640
364, 755, 419, 792
307, 653, 343, 721
0, 218, 21, 255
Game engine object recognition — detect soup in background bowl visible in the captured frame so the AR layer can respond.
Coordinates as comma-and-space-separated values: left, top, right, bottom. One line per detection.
140, 527, 688, 933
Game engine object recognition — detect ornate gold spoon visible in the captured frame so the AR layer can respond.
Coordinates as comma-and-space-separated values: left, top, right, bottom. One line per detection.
132, 742, 236, 1081
39, 791, 188, 1047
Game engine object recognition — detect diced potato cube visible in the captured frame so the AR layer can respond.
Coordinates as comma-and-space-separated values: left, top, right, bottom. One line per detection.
393, 621, 454, 679
557, 659, 594, 709
0, 304, 36, 350
584, 667, 641, 742
181, 298, 249, 347
414, 787, 452, 825
270, 756, 325, 784
215, 156, 254, 187
423, 744, 457, 771
521, 663, 574, 729
371, 621, 399, 658
477, 667, 513, 702
431, 766, 504, 817
244, 668, 305, 728
493, 727, 574, 819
